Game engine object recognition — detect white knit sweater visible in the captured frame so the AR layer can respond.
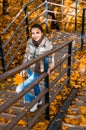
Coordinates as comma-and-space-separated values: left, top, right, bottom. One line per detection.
23, 36, 55, 73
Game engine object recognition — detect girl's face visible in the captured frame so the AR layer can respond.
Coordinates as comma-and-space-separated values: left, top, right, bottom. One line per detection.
31, 27, 43, 41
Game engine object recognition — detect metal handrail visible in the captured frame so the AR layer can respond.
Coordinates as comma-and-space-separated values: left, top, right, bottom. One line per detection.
28, 2, 45, 16
0, 40, 72, 81
0, 40, 72, 130
0, 0, 86, 129
81, 8, 85, 50
0, 1, 83, 35
0, 0, 36, 35
0, 0, 85, 72
5, 38, 27, 70
29, 10, 46, 25
2, 15, 27, 49
0, 8, 24, 35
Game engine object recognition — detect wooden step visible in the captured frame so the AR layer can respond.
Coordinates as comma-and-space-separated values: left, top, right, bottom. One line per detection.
0, 122, 27, 130
62, 123, 86, 130
0, 113, 16, 120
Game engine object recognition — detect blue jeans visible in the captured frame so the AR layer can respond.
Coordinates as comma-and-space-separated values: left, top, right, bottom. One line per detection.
16, 57, 49, 103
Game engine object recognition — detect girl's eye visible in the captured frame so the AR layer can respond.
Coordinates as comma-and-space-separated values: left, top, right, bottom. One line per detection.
32, 32, 40, 34
36, 32, 40, 34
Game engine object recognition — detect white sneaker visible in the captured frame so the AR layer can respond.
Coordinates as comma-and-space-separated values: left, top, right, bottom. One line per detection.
30, 103, 38, 112
38, 100, 42, 105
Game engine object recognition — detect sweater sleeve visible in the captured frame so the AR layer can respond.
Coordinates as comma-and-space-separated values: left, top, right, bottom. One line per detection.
36, 38, 55, 69
23, 41, 30, 63
49, 54, 55, 69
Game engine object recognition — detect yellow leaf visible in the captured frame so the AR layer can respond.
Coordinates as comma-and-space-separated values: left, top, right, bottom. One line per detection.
13, 74, 24, 85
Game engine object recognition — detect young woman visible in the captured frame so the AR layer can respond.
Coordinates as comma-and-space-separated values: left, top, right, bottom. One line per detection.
16, 24, 54, 112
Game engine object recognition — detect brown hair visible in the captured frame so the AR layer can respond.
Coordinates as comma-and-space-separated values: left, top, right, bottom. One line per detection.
31, 24, 43, 32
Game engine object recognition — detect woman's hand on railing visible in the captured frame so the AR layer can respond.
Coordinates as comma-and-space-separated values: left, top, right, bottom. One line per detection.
20, 70, 26, 77
47, 66, 54, 75
47, 68, 51, 75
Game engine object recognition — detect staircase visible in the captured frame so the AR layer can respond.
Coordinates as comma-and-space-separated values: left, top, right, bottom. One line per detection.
62, 86, 86, 130
0, 0, 86, 129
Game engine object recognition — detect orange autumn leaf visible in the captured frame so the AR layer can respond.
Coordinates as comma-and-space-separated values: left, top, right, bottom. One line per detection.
13, 74, 24, 85
62, 64, 67, 68
17, 119, 27, 127
79, 63, 85, 72
62, 125, 68, 130
80, 116, 86, 124
0, 117, 5, 123
80, 106, 86, 114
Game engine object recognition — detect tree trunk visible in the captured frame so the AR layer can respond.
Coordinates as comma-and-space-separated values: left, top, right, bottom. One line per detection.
20, 0, 23, 8
3, 0, 9, 15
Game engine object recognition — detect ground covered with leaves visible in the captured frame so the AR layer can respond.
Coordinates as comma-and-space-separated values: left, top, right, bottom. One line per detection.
0, 0, 86, 129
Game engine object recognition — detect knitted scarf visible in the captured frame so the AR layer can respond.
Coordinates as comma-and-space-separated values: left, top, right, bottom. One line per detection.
32, 35, 44, 47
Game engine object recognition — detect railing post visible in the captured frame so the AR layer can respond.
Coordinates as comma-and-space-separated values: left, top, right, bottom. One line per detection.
61, 0, 64, 19
44, 57, 50, 120
3, 0, 9, 15
81, 8, 85, 50
75, 0, 78, 32
24, 6, 29, 40
45, 0, 48, 33
67, 42, 72, 86
0, 36, 6, 73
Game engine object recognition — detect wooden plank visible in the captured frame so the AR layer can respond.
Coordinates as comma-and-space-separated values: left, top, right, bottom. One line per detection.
0, 113, 16, 120
47, 88, 78, 130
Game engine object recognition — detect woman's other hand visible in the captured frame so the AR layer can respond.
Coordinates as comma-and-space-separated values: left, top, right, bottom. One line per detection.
20, 70, 26, 77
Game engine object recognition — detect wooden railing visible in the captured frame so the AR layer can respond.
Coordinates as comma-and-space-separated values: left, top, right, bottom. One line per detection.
0, 0, 85, 73
0, 40, 73, 130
